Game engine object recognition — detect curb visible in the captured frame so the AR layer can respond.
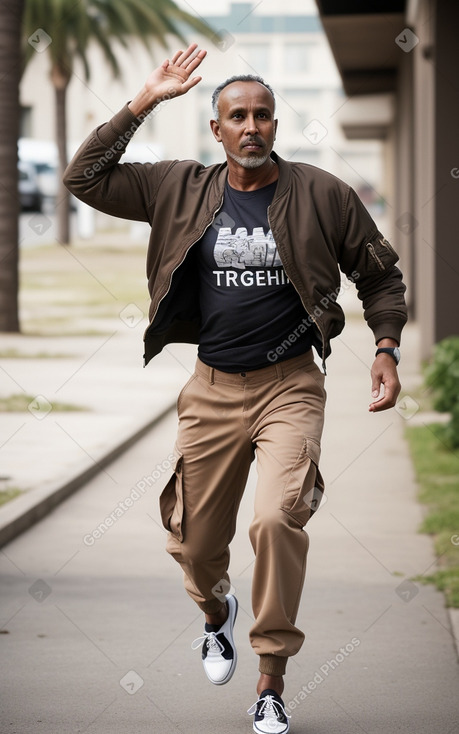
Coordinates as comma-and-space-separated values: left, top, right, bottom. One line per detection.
448, 608, 459, 662
0, 402, 176, 549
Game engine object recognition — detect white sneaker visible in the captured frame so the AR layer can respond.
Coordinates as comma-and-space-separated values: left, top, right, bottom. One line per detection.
247, 689, 291, 734
191, 594, 238, 685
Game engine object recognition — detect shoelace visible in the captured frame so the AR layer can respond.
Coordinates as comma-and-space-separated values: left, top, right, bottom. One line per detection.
247, 694, 291, 721
191, 631, 225, 654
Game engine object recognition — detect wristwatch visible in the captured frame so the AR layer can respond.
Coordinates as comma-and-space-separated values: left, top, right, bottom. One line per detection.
375, 347, 401, 365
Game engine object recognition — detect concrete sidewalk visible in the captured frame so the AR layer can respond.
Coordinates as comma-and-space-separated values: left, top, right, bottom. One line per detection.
0, 326, 197, 546
0, 316, 458, 733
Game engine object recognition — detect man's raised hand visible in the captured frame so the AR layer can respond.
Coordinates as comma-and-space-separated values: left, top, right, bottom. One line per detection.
129, 43, 207, 117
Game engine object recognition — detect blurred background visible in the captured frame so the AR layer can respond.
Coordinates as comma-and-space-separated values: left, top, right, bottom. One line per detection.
6, 0, 457, 359
1, 6, 459, 730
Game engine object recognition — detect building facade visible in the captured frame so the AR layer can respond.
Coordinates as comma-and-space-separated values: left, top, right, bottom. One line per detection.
20, 0, 386, 219
316, 0, 459, 358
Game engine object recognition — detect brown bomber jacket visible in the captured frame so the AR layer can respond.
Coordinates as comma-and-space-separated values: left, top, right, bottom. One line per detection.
64, 104, 407, 368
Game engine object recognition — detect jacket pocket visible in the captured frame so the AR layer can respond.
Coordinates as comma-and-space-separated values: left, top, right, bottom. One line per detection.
281, 438, 325, 527
365, 235, 399, 272
159, 449, 185, 541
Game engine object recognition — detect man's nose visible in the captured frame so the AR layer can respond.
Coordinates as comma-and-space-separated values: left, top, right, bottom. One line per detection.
244, 115, 258, 134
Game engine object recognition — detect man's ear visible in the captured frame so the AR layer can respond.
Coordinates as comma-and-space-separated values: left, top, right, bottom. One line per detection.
274, 118, 278, 140
210, 119, 222, 143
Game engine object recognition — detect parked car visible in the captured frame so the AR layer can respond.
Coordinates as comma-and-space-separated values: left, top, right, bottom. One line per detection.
34, 161, 58, 203
19, 139, 59, 211
18, 161, 43, 212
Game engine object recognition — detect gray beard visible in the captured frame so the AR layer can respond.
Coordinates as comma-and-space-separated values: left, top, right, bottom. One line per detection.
227, 150, 270, 169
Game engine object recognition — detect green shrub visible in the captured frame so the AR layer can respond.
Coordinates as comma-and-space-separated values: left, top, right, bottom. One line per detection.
425, 336, 459, 448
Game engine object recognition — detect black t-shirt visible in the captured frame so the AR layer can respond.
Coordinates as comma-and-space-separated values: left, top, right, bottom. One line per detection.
196, 180, 313, 372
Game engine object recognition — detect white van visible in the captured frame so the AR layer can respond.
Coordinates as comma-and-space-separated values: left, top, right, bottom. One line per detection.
18, 161, 43, 212
18, 139, 58, 209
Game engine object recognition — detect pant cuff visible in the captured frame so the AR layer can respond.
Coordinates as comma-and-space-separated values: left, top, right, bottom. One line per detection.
258, 654, 288, 677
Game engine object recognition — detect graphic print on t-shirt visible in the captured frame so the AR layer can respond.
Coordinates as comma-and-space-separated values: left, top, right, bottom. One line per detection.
213, 227, 282, 270
197, 179, 313, 371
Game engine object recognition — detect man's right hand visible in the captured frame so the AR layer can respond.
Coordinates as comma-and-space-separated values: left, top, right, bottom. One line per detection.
128, 43, 207, 117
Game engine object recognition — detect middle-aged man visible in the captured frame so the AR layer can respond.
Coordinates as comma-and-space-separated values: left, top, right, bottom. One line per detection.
64, 44, 407, 734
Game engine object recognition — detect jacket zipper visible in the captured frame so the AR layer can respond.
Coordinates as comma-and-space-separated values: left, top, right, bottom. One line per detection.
267, 211, 328, 375
307, 311, 327, 375
143, 192, 225, 365
366, 242, 385, 271
299, 300, 327, 375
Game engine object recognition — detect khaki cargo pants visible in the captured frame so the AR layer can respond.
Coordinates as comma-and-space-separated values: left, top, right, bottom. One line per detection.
159, 350, 326, 677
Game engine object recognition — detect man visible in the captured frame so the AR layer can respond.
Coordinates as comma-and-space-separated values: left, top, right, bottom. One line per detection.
64, 43, 407, 733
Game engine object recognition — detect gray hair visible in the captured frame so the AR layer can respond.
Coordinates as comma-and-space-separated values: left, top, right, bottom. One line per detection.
211, 75, 276, 120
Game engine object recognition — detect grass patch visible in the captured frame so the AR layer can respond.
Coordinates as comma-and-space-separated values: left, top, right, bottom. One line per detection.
0, 394, 87, 413
0, 349, 71, 359
0, 488, 22, 507
405, 422, 459, 606
20, 241, 149, 335
399, 385, 435, 414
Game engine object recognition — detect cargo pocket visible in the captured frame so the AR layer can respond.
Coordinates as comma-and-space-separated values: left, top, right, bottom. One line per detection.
281, 438, 325, 527
365, 235, 399, 272
159, 449, 185, 541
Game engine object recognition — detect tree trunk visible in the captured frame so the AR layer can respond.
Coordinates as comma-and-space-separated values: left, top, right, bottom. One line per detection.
0, 0, 24, 332
52, 70, 70, 245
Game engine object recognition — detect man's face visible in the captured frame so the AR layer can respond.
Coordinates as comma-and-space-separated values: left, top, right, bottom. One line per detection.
211, 81, 278, 169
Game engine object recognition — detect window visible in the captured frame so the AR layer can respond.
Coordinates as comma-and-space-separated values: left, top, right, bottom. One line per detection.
284, 44, 312, 73
240, 44, 271, 76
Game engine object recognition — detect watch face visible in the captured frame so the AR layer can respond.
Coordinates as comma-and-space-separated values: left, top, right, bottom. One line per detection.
376, 347, 401, 364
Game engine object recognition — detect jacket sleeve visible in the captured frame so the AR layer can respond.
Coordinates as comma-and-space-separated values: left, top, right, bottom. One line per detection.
63, 104, 173, 222
338, 186, 408, 345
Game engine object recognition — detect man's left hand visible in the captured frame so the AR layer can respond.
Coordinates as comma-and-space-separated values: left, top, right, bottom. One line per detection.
369, 353, 401, 412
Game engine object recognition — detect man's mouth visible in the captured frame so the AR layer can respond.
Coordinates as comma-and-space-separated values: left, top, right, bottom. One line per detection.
242, 139, 264, 151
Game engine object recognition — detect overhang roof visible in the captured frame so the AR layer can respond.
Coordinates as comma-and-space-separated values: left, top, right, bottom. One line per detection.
315, 1, 406, 95
337, 94, 394, 140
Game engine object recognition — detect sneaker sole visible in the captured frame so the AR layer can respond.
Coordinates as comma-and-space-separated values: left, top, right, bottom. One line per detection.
253, 724, 290, 734
253, 717, 290, 734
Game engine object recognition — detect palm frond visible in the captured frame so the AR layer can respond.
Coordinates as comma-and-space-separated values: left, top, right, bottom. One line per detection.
22, 0, 221, 80
85, 20, 122, 80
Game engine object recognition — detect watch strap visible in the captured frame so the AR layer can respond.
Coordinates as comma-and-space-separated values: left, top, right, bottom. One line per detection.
375, 347, 400, 364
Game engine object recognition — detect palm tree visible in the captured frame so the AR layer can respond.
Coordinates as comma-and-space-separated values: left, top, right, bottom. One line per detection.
0, 0, 24, 332
22, 0, 218, 245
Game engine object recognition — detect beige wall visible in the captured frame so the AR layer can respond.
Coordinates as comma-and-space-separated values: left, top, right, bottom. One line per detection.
413, 0, 436, 360
393, 47, 415, 317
